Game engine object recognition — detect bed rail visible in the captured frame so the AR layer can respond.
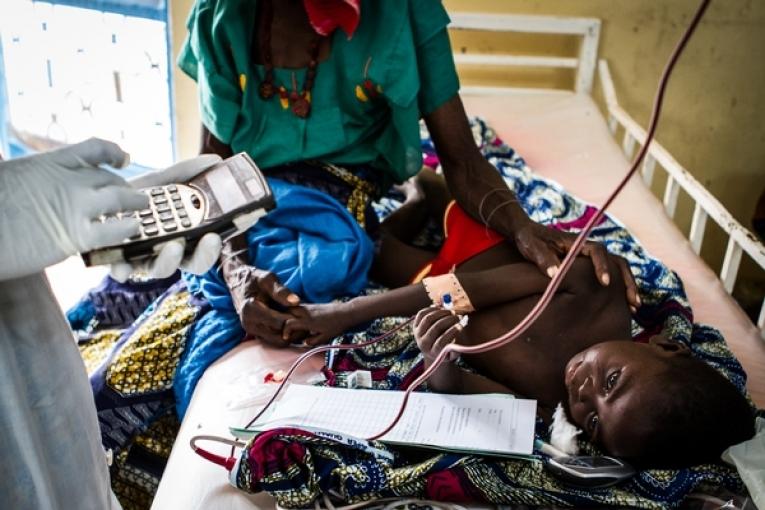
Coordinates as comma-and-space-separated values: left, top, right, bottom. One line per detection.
448, 13, 600, 95
599, 60, 765, 339
447, 13, 764, 338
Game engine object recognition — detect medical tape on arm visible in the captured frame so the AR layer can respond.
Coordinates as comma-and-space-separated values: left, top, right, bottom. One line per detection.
422, 273, 474, 313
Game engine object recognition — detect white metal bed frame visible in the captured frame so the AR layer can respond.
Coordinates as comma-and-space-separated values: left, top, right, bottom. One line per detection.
449, 12, 765, 338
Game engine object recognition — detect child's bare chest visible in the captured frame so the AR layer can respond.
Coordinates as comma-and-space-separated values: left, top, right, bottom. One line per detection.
460, 294, 617, 407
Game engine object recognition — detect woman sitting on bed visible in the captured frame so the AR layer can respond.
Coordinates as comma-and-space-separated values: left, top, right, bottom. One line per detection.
183, 0, 639, 347
282, 172, 756, 469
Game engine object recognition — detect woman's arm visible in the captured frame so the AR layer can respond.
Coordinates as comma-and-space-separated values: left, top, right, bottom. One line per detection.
220, 236, 303, 347
201, 125, 303, 347
424, 96, 528, 239
201, 125, 233, 159
423, 96, 639, 307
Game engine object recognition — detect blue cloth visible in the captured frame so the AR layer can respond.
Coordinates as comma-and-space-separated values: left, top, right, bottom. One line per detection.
175, 178, 374, 416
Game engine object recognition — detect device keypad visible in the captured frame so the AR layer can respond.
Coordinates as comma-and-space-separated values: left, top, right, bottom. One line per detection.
134, 186, 194, 238
102, 184, 203, 243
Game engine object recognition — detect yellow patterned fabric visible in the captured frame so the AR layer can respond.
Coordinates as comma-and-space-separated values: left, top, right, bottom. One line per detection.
322, 162, 379, 228
76, 281, 202, 510
80, 330, 122, 374
106, 292, 196, 395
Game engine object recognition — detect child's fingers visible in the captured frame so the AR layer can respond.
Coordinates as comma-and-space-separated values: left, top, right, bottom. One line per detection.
414, 305, 442, 329
432, 324, 462, 359
420, 314, 459, 350
414, 308, 452, 339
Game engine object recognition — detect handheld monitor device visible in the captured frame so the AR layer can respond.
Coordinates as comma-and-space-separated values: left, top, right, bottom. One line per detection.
83, 152, 274, 267
545, 455, 636, 489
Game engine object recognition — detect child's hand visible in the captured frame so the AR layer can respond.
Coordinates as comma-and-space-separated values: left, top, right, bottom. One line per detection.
414, 306, 464, 364
282, 302, 352, 347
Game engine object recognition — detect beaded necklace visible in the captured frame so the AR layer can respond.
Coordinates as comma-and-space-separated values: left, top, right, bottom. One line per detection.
257, 0, 323, 118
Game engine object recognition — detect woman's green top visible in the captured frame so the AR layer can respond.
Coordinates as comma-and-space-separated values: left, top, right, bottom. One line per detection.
178, 0, 460, 184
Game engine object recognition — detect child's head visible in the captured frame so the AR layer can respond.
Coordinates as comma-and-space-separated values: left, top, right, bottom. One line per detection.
564, 338, 755, 468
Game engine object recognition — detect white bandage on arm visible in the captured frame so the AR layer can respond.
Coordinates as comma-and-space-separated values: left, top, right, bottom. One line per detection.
421, 273, 475, 313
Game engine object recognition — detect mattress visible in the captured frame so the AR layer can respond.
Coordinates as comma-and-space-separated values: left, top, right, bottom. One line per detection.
144, 91, 763, 508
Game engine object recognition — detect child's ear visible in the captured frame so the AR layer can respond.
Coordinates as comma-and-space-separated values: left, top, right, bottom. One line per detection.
648, 334, 691, 357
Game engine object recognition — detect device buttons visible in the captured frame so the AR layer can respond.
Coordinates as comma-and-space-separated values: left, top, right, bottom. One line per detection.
141, 217, 156, 226
163, 222, 178, 232
153, 196, 168, 205
144, 226, 159, 236
180, 218, 192, 228
139, 209, 153, 217
156, 204, 171, 214
167, 185, 178, 192
150, 188, 164, 196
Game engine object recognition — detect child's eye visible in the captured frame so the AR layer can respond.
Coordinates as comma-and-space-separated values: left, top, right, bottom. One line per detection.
605, 370, 621, 392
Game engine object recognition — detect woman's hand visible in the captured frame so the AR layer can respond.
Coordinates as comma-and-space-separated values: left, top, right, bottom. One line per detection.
513, 221, 640, 309
227, 266, 301, 347
282, 302, 355, 347
424, 95, 640, 311
414, 306, 464, 365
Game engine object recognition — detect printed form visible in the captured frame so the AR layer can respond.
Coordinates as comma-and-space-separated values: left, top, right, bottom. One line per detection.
243, 385, 537, 457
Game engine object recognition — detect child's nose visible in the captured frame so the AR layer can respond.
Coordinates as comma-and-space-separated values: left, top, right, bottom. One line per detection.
576, 375, 595, 403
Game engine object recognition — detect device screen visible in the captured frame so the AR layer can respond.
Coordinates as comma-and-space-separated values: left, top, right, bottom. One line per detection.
205, 165, 248, 214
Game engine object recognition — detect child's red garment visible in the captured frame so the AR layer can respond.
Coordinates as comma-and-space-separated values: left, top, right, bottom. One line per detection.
411, 201, 505, 282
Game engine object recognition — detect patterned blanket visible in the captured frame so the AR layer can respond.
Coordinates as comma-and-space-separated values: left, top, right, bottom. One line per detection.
70, 119, 752, 509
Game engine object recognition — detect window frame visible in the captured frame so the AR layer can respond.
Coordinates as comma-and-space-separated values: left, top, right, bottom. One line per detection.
0, 0, 176, 169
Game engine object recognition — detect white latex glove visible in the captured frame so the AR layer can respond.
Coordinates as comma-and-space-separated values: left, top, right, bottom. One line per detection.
723, 417, 765, 510
0, 138, 148, 281
109, 154, 224, 282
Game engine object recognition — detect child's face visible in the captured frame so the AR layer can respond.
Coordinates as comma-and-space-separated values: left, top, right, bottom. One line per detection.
564, 340, 677, 458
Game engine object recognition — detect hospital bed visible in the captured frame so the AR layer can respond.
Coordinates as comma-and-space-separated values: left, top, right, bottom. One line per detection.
46, 11, 765, 510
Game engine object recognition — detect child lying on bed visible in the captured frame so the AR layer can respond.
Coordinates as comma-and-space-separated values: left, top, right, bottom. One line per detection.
283, 171, 756, 469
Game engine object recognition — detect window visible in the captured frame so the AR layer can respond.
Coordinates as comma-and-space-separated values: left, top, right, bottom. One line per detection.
0, 0, 175, 172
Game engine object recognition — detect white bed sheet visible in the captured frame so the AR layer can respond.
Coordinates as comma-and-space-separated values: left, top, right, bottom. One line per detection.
144, 91, 764, 508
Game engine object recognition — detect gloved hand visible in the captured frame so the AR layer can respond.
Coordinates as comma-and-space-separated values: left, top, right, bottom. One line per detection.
0, 138, 148, 281
109, 154, 224, 282
0, 139, 225, 282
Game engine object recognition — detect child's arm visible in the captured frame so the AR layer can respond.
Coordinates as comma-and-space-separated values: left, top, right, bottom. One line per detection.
351, 262, 555, 320
414, 306, 514, 394
284, 260, 572, 345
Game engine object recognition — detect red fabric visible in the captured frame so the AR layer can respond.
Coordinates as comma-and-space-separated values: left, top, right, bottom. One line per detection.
303, 0, 361, 38
249, 428, 311, 482
414, 202, 505, 280
425, 470, 476, 503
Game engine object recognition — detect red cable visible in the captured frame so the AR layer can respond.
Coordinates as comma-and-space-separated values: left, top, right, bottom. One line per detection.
196, 0, 711, 467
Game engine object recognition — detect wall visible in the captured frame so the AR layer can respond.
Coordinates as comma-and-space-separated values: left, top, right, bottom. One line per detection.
169, 0, 199, 161
444, 0, 765, 294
